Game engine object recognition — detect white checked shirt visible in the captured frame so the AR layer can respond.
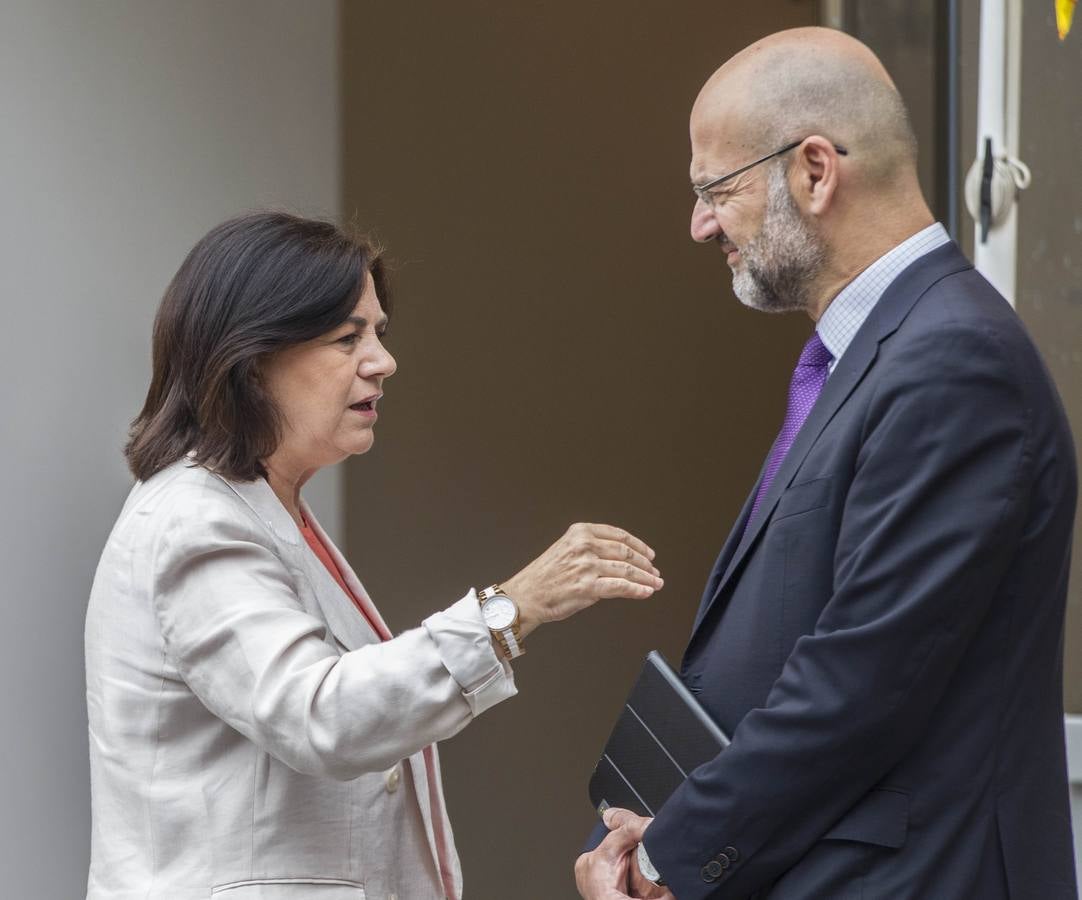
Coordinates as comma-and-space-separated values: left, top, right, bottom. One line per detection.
817, 223, 951, 373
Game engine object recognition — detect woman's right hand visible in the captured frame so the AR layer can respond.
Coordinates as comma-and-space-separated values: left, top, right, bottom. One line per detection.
499, 523, 663, 640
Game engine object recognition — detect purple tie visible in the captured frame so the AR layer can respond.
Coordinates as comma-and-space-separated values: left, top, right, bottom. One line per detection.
745, 332, 833, 533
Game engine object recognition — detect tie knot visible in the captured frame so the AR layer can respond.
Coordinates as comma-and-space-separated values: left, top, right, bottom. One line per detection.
797, 332, 833, 368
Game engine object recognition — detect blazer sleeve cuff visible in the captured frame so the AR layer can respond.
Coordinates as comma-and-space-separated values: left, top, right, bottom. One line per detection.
423, 589, 517, 716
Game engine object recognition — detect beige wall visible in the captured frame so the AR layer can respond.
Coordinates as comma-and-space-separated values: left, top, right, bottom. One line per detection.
341, 2, 818, 896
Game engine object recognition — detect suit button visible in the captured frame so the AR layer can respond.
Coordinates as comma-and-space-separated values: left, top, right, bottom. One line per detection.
724, 845, 739, 862
385, 765, 401, 793
701, 859, 724, 881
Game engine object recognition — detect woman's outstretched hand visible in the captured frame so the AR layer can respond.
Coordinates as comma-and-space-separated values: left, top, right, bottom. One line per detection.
501, 523, 663, 639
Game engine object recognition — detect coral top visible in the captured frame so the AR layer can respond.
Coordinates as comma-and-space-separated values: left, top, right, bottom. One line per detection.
300, 518, 390, 639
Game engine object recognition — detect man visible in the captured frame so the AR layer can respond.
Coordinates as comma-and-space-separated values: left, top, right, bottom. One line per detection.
576, 27, 1078, 900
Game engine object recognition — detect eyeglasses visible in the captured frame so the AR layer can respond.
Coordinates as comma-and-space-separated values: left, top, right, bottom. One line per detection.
691, 138, 849, 211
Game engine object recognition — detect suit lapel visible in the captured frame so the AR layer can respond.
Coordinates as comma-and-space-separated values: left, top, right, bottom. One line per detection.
690, 244, 973, 640
718, 332, 879, 584
692, 469, 765, 634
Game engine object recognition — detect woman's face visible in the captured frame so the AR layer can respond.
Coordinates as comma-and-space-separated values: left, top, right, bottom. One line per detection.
261, 274, 396, 474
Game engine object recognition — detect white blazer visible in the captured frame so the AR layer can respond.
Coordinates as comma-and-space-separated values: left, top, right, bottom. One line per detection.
85, 459, 516, 900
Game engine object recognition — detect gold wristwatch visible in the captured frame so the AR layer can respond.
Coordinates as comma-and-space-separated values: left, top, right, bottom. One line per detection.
477, 584, 524, 659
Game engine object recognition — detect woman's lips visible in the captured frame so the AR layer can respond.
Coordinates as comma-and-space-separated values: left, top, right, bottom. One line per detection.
349, 396, 379, 418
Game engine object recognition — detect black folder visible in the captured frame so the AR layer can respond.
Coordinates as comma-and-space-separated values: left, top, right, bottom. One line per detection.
588, 651, 730, 818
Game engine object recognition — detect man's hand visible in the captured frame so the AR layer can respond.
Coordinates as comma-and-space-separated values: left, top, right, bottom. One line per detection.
575, 808, 672, 900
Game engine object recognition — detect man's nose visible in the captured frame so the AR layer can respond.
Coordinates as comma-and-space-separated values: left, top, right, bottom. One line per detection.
690, 199, 721, 242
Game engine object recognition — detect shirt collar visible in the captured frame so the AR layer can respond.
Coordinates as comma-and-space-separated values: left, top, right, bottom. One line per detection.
817, 222, 950, 369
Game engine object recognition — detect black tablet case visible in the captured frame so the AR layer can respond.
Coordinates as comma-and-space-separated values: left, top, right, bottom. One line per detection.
588, 651, 730, 818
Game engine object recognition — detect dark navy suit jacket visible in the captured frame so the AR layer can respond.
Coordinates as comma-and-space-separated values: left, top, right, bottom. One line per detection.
630, 244, 1077, 899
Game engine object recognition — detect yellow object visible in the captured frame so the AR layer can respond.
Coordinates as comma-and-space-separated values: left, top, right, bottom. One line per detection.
1057, 0, 1076, 40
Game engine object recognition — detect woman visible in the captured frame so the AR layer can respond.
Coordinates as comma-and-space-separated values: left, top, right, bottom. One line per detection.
85, 212, 663, 899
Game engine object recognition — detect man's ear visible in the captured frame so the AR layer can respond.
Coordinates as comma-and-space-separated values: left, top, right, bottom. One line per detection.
792, 135, 842, 217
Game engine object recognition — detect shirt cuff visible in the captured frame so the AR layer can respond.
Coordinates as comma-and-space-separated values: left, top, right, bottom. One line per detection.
422, 589, 518, 716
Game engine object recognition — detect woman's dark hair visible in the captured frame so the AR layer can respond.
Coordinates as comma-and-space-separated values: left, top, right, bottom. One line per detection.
125, 211, 390, 482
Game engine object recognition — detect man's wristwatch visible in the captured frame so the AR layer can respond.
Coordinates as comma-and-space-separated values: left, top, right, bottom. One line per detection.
477, 584, 524, 659
637, 841, 665, 887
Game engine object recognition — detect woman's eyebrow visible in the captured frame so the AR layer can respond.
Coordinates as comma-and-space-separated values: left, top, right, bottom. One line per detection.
345, 315, 389, 329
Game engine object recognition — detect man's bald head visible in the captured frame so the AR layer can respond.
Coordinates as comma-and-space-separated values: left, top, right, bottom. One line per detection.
693, 28, 918, 189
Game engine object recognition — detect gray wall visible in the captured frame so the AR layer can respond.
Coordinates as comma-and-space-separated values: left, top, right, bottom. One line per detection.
0, 2, 341, 893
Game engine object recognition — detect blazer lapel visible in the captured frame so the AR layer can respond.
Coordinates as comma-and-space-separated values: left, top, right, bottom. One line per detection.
300, 500, 393, 645
406, 747, 462, 900
216, 473, 382, 651
691, 243, 973, 638
300, 511, 452, 894
221, 472, 302, 550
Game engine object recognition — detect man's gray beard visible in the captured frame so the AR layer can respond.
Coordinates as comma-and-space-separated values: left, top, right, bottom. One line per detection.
730, 165, 827, 313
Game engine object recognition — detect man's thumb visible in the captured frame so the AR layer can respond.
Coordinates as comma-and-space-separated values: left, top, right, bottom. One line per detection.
602, 807, 634, 831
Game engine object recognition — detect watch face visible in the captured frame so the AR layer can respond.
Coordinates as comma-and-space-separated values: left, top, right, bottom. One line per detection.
481, 595, 516, 630
637, 842, 661, 883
